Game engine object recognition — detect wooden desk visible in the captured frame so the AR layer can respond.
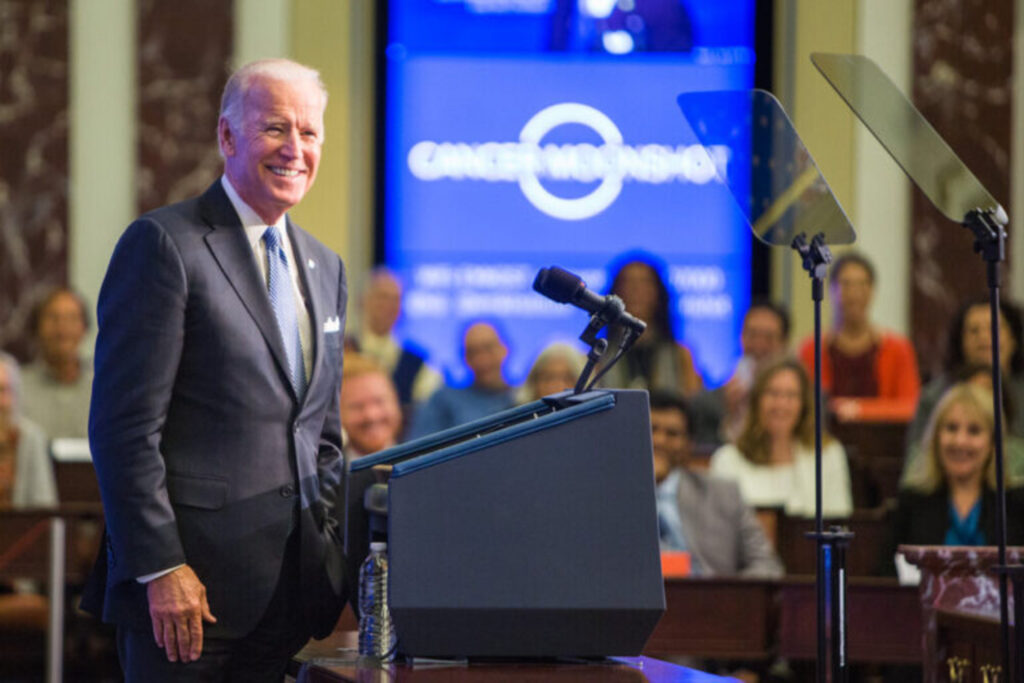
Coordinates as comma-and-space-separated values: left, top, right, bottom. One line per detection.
774, 507, 891, 576
53, 462, 101, 505
644, 577, 775, 660
935, 609, 1011, 682
776, 577, 921, 664
323, 576, 923, 672
830, 419, 908, 461
294, 632, 735, 682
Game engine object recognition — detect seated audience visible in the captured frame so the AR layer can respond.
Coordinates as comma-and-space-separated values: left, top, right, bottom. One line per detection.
886, 383, 1024, 572
797, 251, 920, 421
651, 390, 782, 577
598, 256, 703, 396
690, 299, 790, 447
346, 268, 442, 413
517, 342, 586, 403
408, 321, 517, 438
339, 353, 404, 458
906, 298, 1024, 453
19, 287, 93, 440
710, 358, 852, 517
0, 352, 56, 507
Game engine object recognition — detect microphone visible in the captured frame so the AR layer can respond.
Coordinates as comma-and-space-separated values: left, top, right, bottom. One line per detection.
532, 266, 647, 334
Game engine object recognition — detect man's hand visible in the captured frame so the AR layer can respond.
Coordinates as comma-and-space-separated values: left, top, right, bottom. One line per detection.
146, 564, 217, 663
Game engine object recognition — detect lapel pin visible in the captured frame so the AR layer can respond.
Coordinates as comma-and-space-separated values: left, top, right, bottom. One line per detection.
307, 258, 316, 269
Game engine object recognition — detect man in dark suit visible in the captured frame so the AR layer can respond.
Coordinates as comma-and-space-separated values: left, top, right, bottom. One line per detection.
84, 58, 349, 681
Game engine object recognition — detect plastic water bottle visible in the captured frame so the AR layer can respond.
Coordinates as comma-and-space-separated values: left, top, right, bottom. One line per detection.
358, 541, 396, 660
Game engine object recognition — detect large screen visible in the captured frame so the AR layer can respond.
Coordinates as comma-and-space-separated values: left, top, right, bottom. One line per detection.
382, 0, 756, 387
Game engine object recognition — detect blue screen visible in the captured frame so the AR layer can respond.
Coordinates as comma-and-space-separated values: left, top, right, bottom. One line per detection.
383, 0, 756, 387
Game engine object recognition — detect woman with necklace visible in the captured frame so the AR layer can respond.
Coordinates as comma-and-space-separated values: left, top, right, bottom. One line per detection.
889, 383, 1024, 562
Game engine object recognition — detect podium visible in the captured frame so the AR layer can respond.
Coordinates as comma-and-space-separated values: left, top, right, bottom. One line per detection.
349, 389, 665, 658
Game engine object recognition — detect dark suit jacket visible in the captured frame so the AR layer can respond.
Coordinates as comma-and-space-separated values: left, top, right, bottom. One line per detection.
880, 485, 1024, 575
83, 180, 349, 639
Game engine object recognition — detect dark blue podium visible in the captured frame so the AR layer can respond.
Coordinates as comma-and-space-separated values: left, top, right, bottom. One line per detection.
350, 389, 665, 658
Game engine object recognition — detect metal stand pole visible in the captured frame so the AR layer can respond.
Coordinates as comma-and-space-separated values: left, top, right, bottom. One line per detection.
963, 208, 1018, 681
793, 233, 852, 683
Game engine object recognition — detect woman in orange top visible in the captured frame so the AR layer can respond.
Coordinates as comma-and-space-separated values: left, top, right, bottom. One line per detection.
797, 251, 920, 422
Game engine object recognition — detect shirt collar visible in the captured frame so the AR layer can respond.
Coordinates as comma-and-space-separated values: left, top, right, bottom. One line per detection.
221, 175, 287, 243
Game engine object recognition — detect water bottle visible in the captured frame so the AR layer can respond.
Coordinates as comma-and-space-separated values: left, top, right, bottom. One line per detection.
358, 541, 396, 660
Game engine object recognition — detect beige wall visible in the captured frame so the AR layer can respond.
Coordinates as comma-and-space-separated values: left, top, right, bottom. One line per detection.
69, 0, 137, 354
289, 0, 376, 314
773, 0, 913, 344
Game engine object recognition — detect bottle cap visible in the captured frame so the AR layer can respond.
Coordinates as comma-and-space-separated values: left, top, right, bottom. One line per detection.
370, 541, 387, 552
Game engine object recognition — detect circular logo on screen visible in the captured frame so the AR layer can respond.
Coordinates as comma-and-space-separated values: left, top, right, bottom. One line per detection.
516, 103, 624, 220
407, 104, 725, 221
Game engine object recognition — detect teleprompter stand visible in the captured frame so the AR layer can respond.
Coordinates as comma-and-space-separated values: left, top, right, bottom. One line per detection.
678, 88, 859, 683
813, 52, 1023, 681
965, 207, 1020, 681
794, 233, 854, 683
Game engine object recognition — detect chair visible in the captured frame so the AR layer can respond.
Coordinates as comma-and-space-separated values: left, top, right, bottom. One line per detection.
775, 505, 892, 576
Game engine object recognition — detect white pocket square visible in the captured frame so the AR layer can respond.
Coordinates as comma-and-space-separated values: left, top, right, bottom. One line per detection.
322, 316, 341, 334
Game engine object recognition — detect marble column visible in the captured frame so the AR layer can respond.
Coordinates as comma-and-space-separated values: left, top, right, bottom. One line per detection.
911, 0, 1014, 378
0, 1, 69, 361
137, 0, 233, 214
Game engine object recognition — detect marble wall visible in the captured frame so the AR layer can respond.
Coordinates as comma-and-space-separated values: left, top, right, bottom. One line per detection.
137, 0, 232, 214
911, 0, 1014, 378
0, 1, 69, 361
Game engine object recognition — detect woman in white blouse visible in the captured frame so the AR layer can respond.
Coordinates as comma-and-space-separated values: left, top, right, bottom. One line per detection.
710, 357, 852, 518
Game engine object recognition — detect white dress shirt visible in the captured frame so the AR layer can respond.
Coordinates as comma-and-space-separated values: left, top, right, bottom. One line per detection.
221, 175, 313, 382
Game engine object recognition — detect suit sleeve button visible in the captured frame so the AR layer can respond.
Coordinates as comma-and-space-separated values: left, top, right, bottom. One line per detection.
280, 484, 295, 498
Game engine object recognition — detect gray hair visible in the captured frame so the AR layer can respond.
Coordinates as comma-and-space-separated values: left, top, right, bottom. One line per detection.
219, 58, 328, 133
517, 342, 587, 403
0, 351, 21, 412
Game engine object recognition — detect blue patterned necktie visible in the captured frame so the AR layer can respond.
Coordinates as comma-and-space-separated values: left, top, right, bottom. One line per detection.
263, 226, 307, 399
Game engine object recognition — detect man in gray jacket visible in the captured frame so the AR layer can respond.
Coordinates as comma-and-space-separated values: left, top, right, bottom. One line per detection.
650, 390, 782, 577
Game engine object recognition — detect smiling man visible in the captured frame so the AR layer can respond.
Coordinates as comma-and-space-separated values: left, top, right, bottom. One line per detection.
340, 354, 403, 458
83, 59, 349, 682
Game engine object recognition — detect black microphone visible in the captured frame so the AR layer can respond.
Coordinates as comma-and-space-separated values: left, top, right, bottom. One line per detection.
533, 266, 647, 334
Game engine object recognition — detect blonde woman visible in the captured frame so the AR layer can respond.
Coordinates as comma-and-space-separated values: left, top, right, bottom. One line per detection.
892, 383, 1024, 551
709, 358, 852, 517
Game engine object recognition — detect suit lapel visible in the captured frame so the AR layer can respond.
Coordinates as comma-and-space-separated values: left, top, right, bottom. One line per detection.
287, 220, 324, 398
199, 182, 295, 400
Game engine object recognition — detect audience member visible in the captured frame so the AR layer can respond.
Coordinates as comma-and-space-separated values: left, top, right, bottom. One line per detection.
339, 354, 403, 457
0, 352, 57, 508
904, 365, 1024, 485
797, 251, 920, 422
19, 287, 93, 440
517, 342, 586, 403
710, 358, 852, 517
906, 298, 1024, 453
886, 383, 1024, 573
598, 257, 703, 396
651, 390, 782, 577
408, 321, 517, 438
690, 299, 790, 447
347, 268, 442, 409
